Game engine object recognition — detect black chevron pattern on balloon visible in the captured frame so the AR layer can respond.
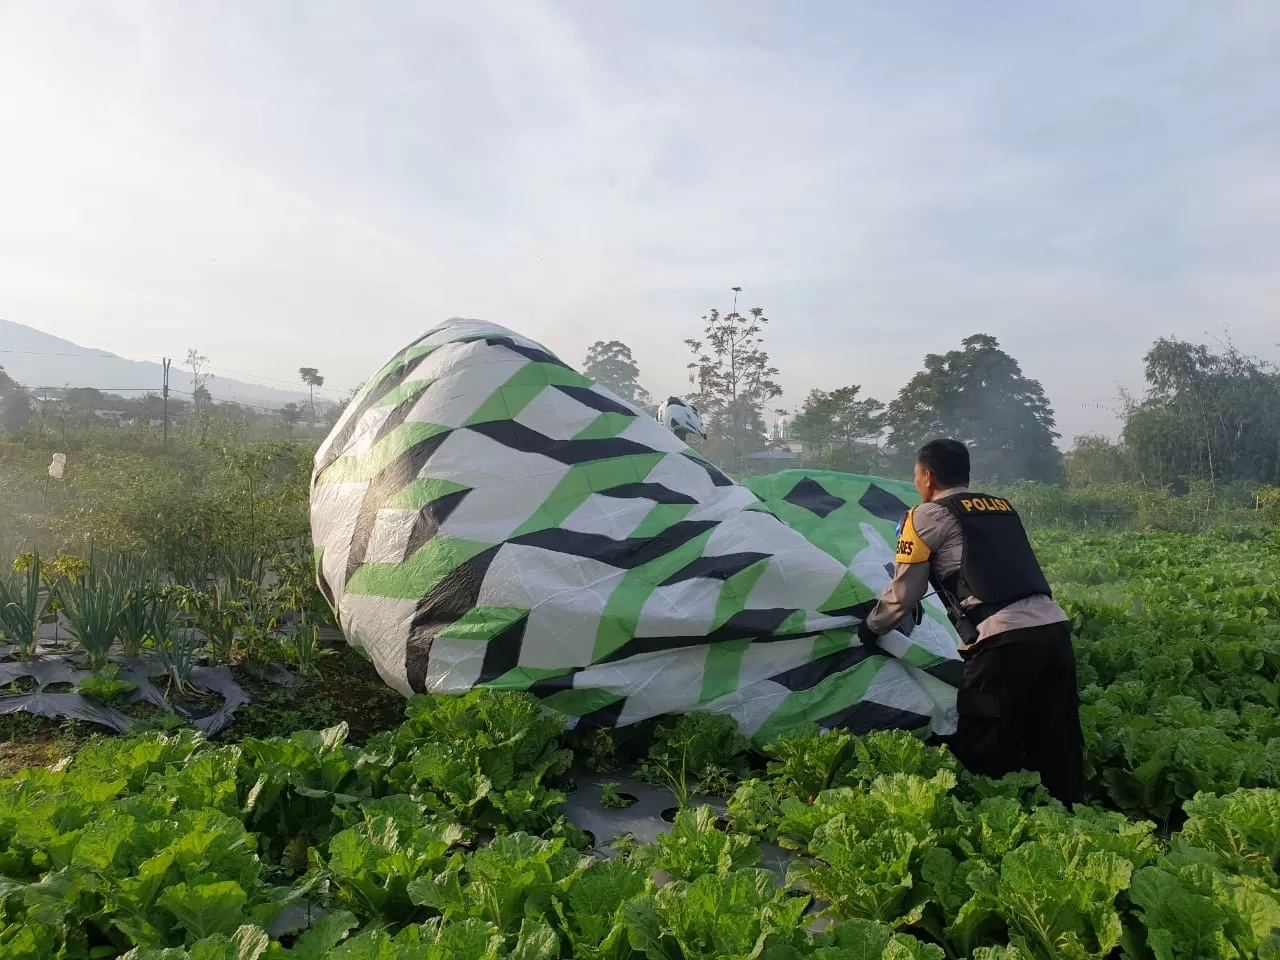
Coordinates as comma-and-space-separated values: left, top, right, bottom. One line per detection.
658, 552, 771, 586
858, 483, 911, 522
404, 545, 504, 693
508, 520, 718, 570
572, 695, 628, 732
598, 608, 803, 664
527, 669, 582, 697
465, 420, 660, 465
342, 429, 456, 587
553, 384, 637, 416
368, 385, 437, 448
596, 482, 699, 506
402, 489, 472, 561
768, 644, 876, 692
820, 599, 878, 621
475, 614, 531, 684
816, 700, 931, 735
454, 334, 573, 370
682, 453, 734, 487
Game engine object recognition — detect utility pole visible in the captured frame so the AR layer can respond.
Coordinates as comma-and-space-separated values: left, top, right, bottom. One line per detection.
162, 357, 171, 450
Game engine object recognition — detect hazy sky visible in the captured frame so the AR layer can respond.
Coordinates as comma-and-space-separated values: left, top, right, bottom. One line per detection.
1, 2, 1277, 440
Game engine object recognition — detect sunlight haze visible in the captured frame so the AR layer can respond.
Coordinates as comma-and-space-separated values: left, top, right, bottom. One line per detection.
1, 1, 1277, 438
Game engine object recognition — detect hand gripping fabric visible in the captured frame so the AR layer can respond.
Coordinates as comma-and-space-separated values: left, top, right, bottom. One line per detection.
310, 320, 961, 744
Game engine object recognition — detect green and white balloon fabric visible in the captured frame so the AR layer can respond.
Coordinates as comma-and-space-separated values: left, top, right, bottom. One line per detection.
311, 319, 960, 745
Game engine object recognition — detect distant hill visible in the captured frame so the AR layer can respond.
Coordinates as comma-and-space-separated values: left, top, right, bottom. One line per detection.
0, 319, 306, 410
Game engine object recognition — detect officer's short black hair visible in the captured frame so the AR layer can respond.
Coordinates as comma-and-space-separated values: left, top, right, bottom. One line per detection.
917, 439, 970, 487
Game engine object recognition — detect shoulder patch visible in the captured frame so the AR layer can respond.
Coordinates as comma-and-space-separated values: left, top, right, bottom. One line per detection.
895, 507, 932, 564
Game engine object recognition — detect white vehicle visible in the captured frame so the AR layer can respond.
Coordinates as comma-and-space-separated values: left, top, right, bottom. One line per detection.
657, 396, 706, 441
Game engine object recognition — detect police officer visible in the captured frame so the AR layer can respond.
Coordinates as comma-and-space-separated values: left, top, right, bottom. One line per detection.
857, 438, 1083, 804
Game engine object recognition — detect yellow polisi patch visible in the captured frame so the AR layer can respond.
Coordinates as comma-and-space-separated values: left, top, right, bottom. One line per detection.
959, 496, 1013, 513
895, 507, 932, 564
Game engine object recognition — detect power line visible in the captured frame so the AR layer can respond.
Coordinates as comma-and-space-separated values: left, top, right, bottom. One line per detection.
27, 386, 158, 393
22, 385, 302, 416
203, 363, 345, 398
168, 389, 302, 416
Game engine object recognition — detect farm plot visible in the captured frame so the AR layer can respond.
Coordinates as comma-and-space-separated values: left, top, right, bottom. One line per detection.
0, 529, 1276, 958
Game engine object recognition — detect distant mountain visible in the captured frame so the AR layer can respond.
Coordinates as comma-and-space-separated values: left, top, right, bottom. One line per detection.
0, 319, 307, 410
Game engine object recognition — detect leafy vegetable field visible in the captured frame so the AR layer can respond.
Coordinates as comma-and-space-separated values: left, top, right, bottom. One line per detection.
1, 529, 1278, 959
1042, 531, 1280, 822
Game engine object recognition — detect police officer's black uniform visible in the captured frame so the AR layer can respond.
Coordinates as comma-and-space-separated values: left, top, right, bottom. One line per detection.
863, 489, 1084, 805
934, 491, 1083, 805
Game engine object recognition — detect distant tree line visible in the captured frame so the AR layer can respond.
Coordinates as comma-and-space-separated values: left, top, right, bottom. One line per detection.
7, 311, 1276, 493
581, 292, 1279, 490
581, 291, 1070, 483
0, 351, 345, 442
0, 365, 34, 434
1067, 338, 1280, 489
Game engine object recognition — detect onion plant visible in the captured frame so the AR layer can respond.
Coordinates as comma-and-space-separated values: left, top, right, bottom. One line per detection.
150, 588, 198, 697
116, 583, 155, 659
220, 549, 266, 596
201, 584, 241, 664
58, 562, 126, 670
286, 622, 329, 678
0, 553, 51, 659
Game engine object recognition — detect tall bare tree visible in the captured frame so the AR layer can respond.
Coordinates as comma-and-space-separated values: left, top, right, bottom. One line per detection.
299, 367, 325, 421
186, 349, 211, 412
685, 287, 782, 471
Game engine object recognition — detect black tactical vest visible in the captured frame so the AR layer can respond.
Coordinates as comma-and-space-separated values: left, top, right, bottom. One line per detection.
930, 491, 1052, 628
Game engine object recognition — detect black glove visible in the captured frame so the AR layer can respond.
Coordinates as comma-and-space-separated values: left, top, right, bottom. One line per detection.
858, 620, 880, 649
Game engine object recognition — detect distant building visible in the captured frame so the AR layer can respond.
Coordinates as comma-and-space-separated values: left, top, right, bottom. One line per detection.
747, 448, 801, 464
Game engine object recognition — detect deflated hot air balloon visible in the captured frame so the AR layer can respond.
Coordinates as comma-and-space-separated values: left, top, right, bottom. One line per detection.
310, 319, 961, 744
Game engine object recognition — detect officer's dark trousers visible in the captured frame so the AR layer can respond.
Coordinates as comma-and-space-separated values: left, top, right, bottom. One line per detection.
947, 621, 1084, 805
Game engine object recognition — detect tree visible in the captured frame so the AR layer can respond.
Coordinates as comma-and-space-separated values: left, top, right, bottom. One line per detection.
137, 393, 165, 425
63, 387, 105, 411
1, 391, 33, 434
685, 287, 783, 471
299, 367, 325, 421
279, 402, 304, 437
57, 387, 108, 430
885, 334, 1063, 483
0, 365, 32, 434
186, 350, 211, 412
791, 386, 885, 461
582, 341, 650, 407
1064, 434, 1132, 488
1121, 337, 1280, 485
